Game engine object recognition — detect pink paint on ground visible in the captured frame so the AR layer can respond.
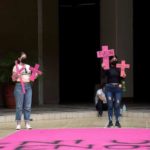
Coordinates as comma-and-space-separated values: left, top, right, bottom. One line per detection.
0, 128, 150, 150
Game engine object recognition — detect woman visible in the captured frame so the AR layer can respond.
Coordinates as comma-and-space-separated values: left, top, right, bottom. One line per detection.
102, 56, 126, 128
12, 52, 34, 130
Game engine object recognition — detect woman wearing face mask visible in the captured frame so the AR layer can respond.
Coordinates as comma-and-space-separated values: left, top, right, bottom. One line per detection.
12, 52, 33, 130
102, 55, 126, 128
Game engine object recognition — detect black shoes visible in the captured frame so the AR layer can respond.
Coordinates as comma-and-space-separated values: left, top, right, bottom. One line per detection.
115, 121, 121, 128
107, 121, 121, 128
97, 112, 103, 117
107, 121, 113, 128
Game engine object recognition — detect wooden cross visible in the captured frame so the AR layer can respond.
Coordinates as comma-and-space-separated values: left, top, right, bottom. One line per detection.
29, 64, 42, 81
116, 60, 130, 77
97, 45, 114, 70
15, 61, 26, 93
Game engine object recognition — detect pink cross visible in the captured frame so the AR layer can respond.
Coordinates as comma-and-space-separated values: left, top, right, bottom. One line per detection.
15, 61, 26, 93
97, 45, 115, 70
29, 64, 42, 81
116, 60, 130, 77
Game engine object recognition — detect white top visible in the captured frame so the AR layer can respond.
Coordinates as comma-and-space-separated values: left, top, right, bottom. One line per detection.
95, 89, 107, 104
12, 64, 31, 82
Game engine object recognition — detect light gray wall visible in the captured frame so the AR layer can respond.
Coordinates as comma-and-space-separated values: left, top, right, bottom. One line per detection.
100, 0, 133, 97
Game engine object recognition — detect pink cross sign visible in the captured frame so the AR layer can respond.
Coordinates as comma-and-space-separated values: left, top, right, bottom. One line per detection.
29, 64, 42, 81
15, 61, 26, 93
97, 45, 115, 70
116, 60, 130, 77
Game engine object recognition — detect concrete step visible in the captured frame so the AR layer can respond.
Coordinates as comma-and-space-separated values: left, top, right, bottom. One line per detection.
0, 109, 150, 123
1, 104, 150, 129
1, 104, 150, 138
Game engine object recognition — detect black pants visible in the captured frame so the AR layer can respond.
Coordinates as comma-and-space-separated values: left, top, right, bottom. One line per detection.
96, 100, 107, 116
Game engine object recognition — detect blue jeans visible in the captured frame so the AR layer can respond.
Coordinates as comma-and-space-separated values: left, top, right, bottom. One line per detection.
105, 83, 122, 122
96, 100, 103, 115
14, 83, 32, 121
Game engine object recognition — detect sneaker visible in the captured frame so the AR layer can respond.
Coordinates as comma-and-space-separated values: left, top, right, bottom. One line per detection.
107, 121, 113, 128
16, 124, 21, 130
115, 121, 121, 128
99, 114, 103, 117
26, 123, 32, 129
